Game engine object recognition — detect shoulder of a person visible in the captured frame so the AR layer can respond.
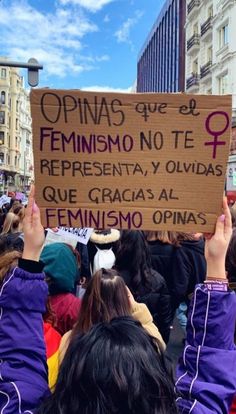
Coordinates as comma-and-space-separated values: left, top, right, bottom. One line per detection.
150, 268, 165, 286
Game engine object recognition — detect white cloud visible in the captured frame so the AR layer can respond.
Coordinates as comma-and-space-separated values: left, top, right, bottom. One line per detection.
104, 14, 110, 23
0, 0, 108, 78
115, 10, 143, 44
81, 85, 132, 93
58, 0, 116, 12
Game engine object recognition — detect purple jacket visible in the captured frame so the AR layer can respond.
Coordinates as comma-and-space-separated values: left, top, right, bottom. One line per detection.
176, 285, 236, 413
0, 267, 50, 413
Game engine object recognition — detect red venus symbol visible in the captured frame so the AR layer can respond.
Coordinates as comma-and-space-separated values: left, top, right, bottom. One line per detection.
204, 111, 229, 159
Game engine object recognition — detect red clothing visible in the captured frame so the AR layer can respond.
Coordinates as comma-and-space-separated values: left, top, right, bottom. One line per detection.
50, 293, 81, 335
43, 322, 61, 390
231, 396, 236, 413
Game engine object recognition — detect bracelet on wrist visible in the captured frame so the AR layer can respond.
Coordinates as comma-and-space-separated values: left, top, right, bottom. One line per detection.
204, 280, 229, 292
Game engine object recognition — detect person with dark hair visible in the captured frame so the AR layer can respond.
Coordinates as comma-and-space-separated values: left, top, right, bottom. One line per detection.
40, 317, 177, 414
40, 243, 82, 335
115, 230, 172, 343
59, 267, 165, 362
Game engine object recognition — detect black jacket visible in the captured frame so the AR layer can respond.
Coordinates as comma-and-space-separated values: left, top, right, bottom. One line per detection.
147, 240, 178, 292
118, 268, 172, 344
171, 239, 206, 309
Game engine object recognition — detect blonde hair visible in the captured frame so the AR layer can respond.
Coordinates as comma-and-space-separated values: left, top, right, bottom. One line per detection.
144, 231, 179, 246
0, 250, 21, 281
1, 212, 21, 234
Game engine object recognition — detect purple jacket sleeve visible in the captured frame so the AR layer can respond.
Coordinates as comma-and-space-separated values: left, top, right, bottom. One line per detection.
0, 267, 50, 413
175, 284, 236, 414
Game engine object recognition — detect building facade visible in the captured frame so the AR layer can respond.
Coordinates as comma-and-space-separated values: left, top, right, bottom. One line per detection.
137, 0, 186, 93
185, 0, 236, 119
0, 62, 33, 194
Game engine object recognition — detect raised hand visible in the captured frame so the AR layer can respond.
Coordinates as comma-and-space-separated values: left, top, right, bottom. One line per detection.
205, 197, 232, 279
22, 185, 45, 262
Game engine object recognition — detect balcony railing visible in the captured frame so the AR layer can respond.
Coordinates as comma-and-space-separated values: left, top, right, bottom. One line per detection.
186, 73, 200, 89
201, 16, 213, 36
200, 61, 212, 79
187, 34, 200, 51
187, 0, 200, 15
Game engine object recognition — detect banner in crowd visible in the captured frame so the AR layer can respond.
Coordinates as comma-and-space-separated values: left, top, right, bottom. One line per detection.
30, 89, 232, 231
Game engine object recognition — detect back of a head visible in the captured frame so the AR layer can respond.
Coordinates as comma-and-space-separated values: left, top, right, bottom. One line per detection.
40, 243, 79, 295
116, 230, 151, 272
0, 232, 24, 281
1, 212, 21, 234
38, 317, 176, 414
73, 268, 131, 334
144, 231, 179, 245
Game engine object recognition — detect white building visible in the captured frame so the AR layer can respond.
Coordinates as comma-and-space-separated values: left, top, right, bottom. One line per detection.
0, 59, 33, 193
185, 0, 236, 121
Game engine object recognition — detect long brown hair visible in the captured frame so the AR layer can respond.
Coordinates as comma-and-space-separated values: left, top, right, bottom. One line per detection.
0, 250, 21, 281
143, 231, 179, 246
72, 268, 131, 336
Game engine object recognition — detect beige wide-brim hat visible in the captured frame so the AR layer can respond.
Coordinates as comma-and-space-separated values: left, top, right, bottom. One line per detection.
90, 229, 120, 244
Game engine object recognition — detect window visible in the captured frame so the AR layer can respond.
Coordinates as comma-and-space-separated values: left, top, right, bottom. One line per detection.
16, 118, 18, 130
219, 24, 228, 48
207, 46, 213, 62
192, 58, 198, 74
15, 155, 17, 167
0, 153, 4, 165
0, 111, 5, 124
193, 23, 198, 35
219, 73, 228, 94
15, 137, 18, 148
0, 91, 5, 105
208, 5, 213, 18
0, 132, 4, 145
16, 100, 19, 112
1, 69, 6, 79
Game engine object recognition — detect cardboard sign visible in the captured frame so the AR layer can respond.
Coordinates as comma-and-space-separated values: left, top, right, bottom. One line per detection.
30, 90, 232, 232
59, 227, 94, 245
45, 229, 78, 248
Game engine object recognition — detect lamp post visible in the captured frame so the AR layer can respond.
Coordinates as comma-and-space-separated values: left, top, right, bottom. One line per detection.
0, 58, 43, 86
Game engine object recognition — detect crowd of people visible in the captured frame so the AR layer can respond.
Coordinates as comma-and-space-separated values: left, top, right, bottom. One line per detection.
0, 186, 236, 413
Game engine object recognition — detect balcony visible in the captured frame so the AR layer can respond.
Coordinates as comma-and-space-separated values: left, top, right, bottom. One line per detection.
186, 73, 200, 90
187, 0, 200, 16
201, 16, 213, 40
200, 61, 212, 80
187, 34, 200, 53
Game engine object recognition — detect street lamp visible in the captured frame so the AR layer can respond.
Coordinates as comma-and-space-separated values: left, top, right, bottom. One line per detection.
0, 58, 43, 86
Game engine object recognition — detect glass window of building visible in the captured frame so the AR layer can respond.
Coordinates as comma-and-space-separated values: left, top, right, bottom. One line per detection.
218, 73, 228, 94
0, 153, 4, 164
1, 69, 6, 79
192, 58, 198, 74
0, 132, 4, 145
0, 111, 5, 124
219, 24, 228, 48
207, 46, 213, 62
208, 5, 213, 18
193, 22, 198, 35
1, 91, 5, 105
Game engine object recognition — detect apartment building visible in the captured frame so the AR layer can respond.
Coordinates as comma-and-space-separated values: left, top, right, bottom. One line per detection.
185, 0, 236, 117
0, 62, 33, 193
137, 0, 186, 92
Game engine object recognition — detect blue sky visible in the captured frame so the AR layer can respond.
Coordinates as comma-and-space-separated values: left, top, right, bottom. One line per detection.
0, 0, 165, 91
